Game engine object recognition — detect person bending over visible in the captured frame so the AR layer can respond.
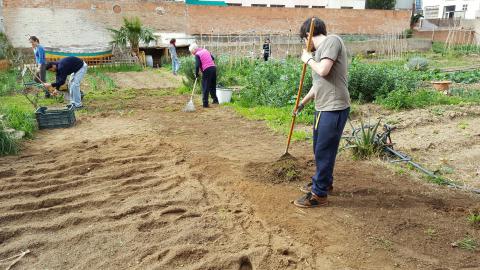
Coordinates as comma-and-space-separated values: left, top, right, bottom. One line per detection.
189, 43, 218, 108
44, 56, 87, 109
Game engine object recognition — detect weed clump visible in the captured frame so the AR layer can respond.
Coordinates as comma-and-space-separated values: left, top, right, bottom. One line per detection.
0, 117, 18, 156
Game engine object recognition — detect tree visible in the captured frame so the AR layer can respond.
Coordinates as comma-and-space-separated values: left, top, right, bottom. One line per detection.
365, 0, 396, 10
108, 17, 155, 59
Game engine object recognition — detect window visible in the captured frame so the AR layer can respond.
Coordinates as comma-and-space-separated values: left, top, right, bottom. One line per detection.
252, 4, 267, 7
227, 3, 241, 6
270, 4, 285, 7
462, 4, 468, 11
294, 5, 309, 8
424, 5, 439, 19
341, 6, 353, 9
312, 6, 325, 8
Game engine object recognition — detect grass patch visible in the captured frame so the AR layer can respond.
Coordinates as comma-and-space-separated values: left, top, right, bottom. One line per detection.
0, 69, 19, 96
424, 228, 438, 238
145, 88, 178, 97
0, 95, 60, 139
88, 64, 143, 73
467, 212, 480, 228
227, 103, 311, 141
0, 119, 18, 156
457, 236, 477, 251
424, 175, 450, 186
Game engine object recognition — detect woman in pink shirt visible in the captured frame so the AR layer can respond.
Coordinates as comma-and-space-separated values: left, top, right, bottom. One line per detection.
189, 43, 218, 108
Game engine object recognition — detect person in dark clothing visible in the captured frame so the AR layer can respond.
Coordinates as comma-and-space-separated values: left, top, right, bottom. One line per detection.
189, 43, 218, 108
44, 56, 87, 109
263, 38, 271, 61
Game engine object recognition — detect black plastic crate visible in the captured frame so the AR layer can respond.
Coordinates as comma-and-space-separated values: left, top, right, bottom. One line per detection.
35, 105, 76, 129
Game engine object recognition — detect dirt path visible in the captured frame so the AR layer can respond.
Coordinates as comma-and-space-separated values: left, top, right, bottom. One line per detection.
1, 73, 479, 269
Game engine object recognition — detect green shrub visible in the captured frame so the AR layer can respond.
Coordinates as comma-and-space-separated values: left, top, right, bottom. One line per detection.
405, 57, 428, 71
450, 88, 480, 103
0, 118, 18, 156
0, 32, 15, 61
238, 58, 312, 107
377, 88, 463, 110
404, 29, 413, 39
417, 69, 480, 84
0, 106, 37, 138
348, 59, 418, 102
0, 69, 20, 96
179, 55, 255, 91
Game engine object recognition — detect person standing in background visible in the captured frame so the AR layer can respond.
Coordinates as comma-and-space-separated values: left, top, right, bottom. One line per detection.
169, 39, 180, 75
263, 38, 271, 61
29, 36, 49, 98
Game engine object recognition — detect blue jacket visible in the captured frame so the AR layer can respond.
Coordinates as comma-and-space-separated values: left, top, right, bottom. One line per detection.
34, 45, 46, 65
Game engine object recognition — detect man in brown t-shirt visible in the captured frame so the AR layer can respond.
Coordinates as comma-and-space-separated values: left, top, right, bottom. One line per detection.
293, 17, 351, 208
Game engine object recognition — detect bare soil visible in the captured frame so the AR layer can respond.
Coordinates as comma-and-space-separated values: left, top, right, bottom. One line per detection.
350, 104, 480, 190
1, 71, 479, 269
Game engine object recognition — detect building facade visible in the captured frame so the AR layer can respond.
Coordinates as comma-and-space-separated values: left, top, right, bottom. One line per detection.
422, 0, 480, 19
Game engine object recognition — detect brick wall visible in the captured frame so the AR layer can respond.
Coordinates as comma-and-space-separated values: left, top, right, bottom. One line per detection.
3, 0, 411, 48
414, 30, 475, 45
186, 6, 410, 35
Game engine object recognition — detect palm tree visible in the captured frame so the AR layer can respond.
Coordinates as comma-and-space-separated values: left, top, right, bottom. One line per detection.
108, 17, 155, 60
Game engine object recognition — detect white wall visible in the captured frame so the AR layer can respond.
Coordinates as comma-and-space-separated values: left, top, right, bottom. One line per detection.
0, 0, 4, 33
422, 0, 480, 19
395, 0, 414, 10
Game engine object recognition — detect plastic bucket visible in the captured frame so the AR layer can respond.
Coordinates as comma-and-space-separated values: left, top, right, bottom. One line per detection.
216, 88, 233, 104
145, 55, 153, 68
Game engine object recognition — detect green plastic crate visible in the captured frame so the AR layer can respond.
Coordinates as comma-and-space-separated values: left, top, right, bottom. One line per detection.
35, 105, 76, 129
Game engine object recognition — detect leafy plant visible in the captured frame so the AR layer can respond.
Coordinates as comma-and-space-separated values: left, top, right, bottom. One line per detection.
0, 69, 20, 96
377, 88, 463, 110
238, 58, 312, 107
405, 57, 428, 71
0, 32, 16, 61
346, 118, 382, 160
0, 105, 37, 139
108, 17, 155, 60
348, 59, 417, 102
0, 117, 18, 156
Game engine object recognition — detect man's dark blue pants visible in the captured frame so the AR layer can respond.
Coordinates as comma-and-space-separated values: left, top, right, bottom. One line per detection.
311, 108, 350, 197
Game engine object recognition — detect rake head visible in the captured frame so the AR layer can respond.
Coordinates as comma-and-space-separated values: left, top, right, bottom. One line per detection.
183, 99, 195, 112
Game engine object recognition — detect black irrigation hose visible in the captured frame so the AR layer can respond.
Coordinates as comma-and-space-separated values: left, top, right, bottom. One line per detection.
345, 122, 480, 195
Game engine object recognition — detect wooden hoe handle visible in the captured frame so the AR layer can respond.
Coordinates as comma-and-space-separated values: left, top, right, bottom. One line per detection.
284, 18, 315, 154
